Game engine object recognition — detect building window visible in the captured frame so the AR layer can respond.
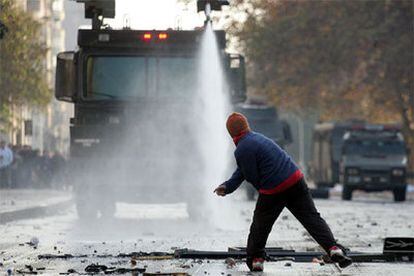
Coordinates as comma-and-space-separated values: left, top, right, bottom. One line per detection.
27, 0, 41, 12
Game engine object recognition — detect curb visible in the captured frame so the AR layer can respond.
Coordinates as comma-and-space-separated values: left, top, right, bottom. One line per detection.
0, 199, 73, 224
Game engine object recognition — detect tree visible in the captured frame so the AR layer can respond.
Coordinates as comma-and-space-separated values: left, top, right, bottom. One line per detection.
229, 0, 414, 159
0, 0, 51, 132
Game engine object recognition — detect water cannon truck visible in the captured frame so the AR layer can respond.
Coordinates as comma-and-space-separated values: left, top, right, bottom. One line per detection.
340, 124, 408, 201
55, 0, 246, 218
309, 122, 408, 201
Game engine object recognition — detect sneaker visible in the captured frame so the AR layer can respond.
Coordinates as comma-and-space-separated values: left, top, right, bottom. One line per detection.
251, 258, 264, 272
329, 246, 353, 268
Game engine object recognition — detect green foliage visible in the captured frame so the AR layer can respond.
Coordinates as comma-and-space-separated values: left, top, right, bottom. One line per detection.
0, 0, 51, 131
230, 0, 413, 122
230, 0, 414, 164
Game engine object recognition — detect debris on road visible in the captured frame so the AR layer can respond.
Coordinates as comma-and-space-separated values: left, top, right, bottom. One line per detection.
173, 239, 414, 263
85, 263, 108, 273
224, 257, 236, 268
38, 253, 87, 259
312, 257, 325, 265
84, 263, 146, 274
119, 251, 174, 260
105, 267, 146, 274
130, 256, 138, 266
28, 237, 39, 247
14, 265, 46, 275
33, 236, 414, 271
143, 273, 189, 276
135, 255, 174, 261
16, 269, 37, 275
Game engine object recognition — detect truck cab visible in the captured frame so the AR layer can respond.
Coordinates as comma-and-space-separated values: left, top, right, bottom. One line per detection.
340, 125, 408, 201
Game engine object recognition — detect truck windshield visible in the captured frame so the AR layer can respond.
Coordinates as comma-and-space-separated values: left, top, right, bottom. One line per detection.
251, 119, 282, 141
343, 140, 406, 155
86, 56, 198, 100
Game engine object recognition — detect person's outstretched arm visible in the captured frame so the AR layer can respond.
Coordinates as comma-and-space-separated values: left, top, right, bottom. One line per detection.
214, 167, 244, 196
224, 167, 245, 194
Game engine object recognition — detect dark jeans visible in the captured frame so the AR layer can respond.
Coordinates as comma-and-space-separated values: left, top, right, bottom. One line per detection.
246, 178, 336, 259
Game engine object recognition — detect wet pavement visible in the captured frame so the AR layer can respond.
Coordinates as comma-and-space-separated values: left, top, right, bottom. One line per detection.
0, 187, 413, 275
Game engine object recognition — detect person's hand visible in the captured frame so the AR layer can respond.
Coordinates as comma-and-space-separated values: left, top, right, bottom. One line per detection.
214, 184, 227, 196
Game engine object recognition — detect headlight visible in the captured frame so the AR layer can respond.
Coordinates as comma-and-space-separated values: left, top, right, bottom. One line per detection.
392, 169, 404, 176
346, 168, 359, 175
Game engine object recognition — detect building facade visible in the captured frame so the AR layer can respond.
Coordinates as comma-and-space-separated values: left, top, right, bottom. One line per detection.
7, 0, 71, 155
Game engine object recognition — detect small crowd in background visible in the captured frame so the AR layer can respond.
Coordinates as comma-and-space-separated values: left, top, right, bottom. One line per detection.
0, 141, 68, 190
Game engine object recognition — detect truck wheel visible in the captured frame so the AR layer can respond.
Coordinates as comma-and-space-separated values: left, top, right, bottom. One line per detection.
393, 186, 407, 202
342, 185, 353, 201
76, 199, 98, 220
99, 200, 116, 218
310, 187, 330, 199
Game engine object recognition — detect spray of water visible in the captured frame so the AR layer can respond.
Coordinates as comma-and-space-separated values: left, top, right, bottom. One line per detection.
197, 23, 230, 171
195, 23, 241, 229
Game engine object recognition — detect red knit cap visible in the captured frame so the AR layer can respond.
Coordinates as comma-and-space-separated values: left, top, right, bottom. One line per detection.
226, 112, 250, 138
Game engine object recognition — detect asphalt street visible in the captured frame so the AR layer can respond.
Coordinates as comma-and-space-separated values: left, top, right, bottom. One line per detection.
1, 186, 413, 275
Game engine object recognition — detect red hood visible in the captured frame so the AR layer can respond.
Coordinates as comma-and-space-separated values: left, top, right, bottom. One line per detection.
232, 131, 249, 145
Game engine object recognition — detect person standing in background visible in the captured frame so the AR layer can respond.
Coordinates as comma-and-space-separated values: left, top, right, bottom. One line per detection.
0, 140, 14, 188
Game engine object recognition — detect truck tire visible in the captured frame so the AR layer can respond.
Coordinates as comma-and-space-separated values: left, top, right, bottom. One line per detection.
76, 199, 98, 220
187, 191, 205, 221
393, 186, 407, 202
188, 200, 208, 221
342, 185, 352, 201
310, 187, 330, 199
99, 200, 116, 218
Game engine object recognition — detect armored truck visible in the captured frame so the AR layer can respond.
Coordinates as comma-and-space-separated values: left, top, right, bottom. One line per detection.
340, 126, 408, 201
235, 103, 292, 148
308, 121, 365, 188
309, 122, 408, 201
54, 0, 246, 218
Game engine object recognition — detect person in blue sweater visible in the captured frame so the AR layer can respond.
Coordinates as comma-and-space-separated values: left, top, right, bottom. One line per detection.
214, 112, 352, 272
